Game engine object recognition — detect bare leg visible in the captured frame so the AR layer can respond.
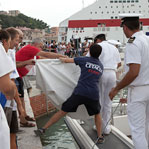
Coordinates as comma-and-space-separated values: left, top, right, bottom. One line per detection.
94, 113, 102, 137
10, 133, 17, 149
43, 110, 67, 129
20, 97, 27, 116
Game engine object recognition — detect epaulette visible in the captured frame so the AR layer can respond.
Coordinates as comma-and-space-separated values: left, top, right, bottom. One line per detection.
128, 37, 135, 43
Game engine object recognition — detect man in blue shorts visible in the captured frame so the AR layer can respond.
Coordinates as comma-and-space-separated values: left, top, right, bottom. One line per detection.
34, 44, 104, 143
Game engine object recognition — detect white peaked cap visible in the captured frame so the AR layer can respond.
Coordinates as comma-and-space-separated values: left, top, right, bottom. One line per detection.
108, 40, 122, 46
119, 13, 142, 19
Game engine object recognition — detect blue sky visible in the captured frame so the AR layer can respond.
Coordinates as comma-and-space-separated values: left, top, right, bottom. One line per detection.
0, 0, 95, 27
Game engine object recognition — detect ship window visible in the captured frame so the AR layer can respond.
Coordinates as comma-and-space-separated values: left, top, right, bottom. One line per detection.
133, 11, 135, 13
107, 27, 110, 31
111, 16, 113, 19
95, 12, 97, 14
127, 0, 130, 2
131, 0, 134, 2
99, 6, 101, 8
129, 11, 131, 13
93, 27, 98, 32
127, 6, 129, 8
135, 0, 139, 2
112, 11, 114, 13
110, 0, 113, 3
139, 6, 141, 7
116, 6, 118, 8
111, 6, 113, 8
115, 0, 118, 3
101, 11, 103, 14
139, 11, 141, 13
123, 0, 126, 3
119, 0, 122, 3
102, 28, 105, 31
105, 6, 107, 8
115, 16, 118, 19
90, 12, 92, 14
107, 11, 109, 13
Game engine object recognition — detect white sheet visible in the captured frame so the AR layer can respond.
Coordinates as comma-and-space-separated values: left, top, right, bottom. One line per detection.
36, 59, 91, 119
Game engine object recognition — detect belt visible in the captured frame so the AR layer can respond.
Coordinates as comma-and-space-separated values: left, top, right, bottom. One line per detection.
129, 84, 149, 88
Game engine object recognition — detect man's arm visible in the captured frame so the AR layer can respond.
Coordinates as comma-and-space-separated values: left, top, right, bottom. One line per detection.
109, 63, 140, 100
0, 74, 16, 99
36, 51, 67, 59
16, 59, 35, 68
59, 57, 74, 63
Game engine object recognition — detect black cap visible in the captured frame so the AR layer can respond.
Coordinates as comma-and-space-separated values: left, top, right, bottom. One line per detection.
119, 14, 141, 27
94, 34, 106, 43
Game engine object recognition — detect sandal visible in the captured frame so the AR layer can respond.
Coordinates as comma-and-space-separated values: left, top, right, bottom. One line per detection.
25, 115, 35, 121
20, 122, 35, 127
97, 137, 105, 144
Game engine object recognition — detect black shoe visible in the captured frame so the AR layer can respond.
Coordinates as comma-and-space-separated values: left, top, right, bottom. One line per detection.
17, 129, 25, 134
34, 128, 45, 136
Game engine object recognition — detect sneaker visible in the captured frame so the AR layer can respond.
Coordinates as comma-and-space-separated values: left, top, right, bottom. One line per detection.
97, 137, 105, 144
34, 128, 45, 136
92, 125, 96, 131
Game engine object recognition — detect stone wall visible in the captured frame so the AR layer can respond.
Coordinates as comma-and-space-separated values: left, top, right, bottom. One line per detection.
30, 93, 55, 118
27, 76, 56, 118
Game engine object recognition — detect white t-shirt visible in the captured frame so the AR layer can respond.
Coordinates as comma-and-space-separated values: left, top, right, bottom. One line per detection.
86, 41, 121, 70
125, 31, 149, 86
7, 49, 19, 79
0, 43, 14, 77
5, 49, 18, 111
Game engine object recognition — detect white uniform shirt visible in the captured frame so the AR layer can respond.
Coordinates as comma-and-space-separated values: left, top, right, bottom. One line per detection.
125, 31, 149, 86
0, 42, 13, 149
86, 41, 121, 70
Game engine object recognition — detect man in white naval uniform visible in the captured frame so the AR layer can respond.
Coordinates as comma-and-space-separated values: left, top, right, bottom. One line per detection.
87, 34, 121, 135
109, 14, 149, 149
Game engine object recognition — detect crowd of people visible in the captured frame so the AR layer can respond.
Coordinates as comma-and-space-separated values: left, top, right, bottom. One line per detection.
0, 13, 149, 149
42, 39, 93, 57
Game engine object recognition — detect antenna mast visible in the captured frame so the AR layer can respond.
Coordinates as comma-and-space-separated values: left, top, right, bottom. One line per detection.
82, 0, 84, 9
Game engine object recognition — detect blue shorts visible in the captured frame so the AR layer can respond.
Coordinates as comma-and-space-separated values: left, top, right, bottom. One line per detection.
61, 94, 101, 116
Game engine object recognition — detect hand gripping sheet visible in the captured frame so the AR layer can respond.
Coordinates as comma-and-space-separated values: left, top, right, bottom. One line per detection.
36, 59, 90, 119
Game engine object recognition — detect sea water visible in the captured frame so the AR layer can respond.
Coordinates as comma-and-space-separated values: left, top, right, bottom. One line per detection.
36, 110, 78, 149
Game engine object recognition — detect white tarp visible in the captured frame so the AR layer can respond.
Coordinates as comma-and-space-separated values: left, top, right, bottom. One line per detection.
36, 59, 91, 119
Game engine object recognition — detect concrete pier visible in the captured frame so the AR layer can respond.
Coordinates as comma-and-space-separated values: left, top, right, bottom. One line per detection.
17, 89, 43, 149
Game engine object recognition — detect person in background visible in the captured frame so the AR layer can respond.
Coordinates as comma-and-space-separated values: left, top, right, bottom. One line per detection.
15, 28, 24, 52
109, 14, 149, 149
50, 40, 57, 53
34, 44, 105, 143
0, 29, 17, 149
16, 29, 33, 95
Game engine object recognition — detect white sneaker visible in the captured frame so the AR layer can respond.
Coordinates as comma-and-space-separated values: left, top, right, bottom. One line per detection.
77, 119, 85, 125
93, 125, 97, 131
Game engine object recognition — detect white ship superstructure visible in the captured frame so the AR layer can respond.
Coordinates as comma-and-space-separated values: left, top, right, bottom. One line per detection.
58, 0, 149, 43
